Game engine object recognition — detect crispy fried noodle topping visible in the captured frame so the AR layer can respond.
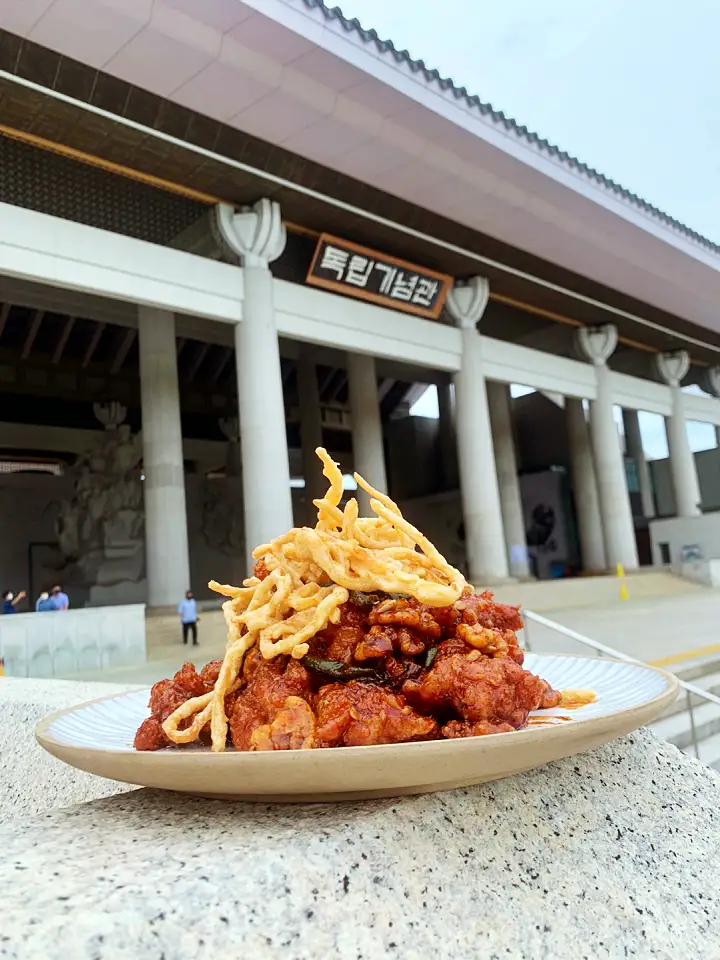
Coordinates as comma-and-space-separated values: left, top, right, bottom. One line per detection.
162, 447, 467, 752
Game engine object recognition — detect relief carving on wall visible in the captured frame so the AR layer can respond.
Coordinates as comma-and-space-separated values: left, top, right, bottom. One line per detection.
201, 417, 245, 557
55, 401, 145, 591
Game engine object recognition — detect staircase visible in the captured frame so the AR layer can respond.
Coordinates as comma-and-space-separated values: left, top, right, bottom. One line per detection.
493, 569, 706, 613
649, 654, 720, 771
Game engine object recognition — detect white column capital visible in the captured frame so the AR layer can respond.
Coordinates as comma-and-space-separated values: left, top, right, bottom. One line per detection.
446, 276, 490, 330
93, 400, 127, 430
212, 199, 286, 268
655, 350, 690, 387
577, 324, 618, 366
704, 365, 720, 398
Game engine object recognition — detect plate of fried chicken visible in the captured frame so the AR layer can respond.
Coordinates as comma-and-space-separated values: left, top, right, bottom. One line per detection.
36, 589, 676, 801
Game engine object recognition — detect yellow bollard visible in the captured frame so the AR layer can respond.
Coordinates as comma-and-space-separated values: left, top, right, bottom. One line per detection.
0, 656, 4, 677
616, 563, 629, 601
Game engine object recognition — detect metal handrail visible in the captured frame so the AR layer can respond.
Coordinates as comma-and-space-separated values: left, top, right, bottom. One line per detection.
522, 608, 720, 760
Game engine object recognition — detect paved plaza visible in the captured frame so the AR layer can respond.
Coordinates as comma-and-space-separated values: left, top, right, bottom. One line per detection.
521, 590, 720, 669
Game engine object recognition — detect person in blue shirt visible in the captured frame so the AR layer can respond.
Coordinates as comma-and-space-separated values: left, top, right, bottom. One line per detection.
178, 590, 198, 646
50, 584, 70, 610
35, 591, 55, 612
2, 589, 26, 614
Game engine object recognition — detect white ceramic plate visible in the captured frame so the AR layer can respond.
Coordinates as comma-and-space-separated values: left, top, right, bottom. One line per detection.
36, 654, 677, 801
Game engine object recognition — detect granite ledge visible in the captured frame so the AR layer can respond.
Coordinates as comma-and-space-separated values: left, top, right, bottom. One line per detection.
0, 677, 141, 820
1, 728, 719, 960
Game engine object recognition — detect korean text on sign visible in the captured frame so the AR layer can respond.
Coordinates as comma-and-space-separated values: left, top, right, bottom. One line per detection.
307, 235, 451, 319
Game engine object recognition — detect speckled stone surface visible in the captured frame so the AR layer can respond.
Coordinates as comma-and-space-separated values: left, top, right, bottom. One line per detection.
0, 677, 141, 819
2, 728, 719, 959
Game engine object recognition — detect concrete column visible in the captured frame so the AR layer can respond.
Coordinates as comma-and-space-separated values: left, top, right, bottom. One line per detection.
219, 416, 246, 586
138, 307, 191, 607
447, 277, 509, 585
706, 368, 720, 449
487, 380, 530, 579
437, 380, 459, 490
347, 352, 387, 515
577, 325, 638, 570
656, 351, 701, 517
622, 408, 655, 518
566, 398, 607, 572
213, 201, 293, 569
297, 347, 325, 524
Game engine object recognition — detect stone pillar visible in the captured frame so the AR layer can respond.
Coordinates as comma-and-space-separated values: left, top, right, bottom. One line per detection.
622, 408, 655, 518
447, 277, 509, 585
437, 380, 459, 490
138, 306, 191, 607
213, 200, 293, 569
219, 416, 246, 586
656, 351, 701, 517
566, 398, 607, 572
297, 346, 325, 524
487, 380, 530, 579
706, 368, 720, 450
347, 352, 387, 515
577, 325, 638, 570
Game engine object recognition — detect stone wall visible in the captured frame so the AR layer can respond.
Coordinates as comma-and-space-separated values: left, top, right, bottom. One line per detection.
0, 604, 146, 677
650, 446, 720, 516
650, 512, 720, 566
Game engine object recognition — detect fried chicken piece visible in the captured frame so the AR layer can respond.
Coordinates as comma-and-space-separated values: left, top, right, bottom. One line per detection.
354, 623, 429, 661
442, 719, 516, 738
248, 696, 316, 751
537, 680, 563, 709
199, 659, 222, 688
136, 663, 217, 751
452, 590, 524, 664
456, 589, 524, 633
369, 597, 442, 640
403, 652, 560, 730
229, 656, 314, 751
134, 716, 170, 751
314, 681, 439, 747
311, 602, 367, 663
148, 662, 207, 722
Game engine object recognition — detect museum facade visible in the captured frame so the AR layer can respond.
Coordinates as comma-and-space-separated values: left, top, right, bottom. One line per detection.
0, 0, 719, 609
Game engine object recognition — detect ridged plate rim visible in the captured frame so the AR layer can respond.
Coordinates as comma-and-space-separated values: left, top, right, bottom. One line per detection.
35, 654, 678, 801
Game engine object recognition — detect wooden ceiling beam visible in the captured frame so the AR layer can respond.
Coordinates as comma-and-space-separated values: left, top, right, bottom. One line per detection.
51, 316, 76, 365
0, 303, 10, 342
185, 342, 211, 383
109, 328, 136, 374
20, 310, 44, 361
82, 322, 106, 368
207, 348, 233, 386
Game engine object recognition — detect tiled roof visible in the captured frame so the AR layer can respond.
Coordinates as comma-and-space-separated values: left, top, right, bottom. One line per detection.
303, 1, 719, 254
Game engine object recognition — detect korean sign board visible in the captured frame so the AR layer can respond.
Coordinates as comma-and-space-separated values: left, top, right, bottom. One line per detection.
306, 234, 452, 320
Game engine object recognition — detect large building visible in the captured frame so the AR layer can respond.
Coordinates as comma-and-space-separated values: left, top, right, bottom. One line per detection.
0, 0, 719, 612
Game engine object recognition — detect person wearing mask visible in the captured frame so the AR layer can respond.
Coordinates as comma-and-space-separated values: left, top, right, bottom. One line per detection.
50, 584, 70, 610
35, 591, 55, 612
178, 590, 198, 646
2, 590, 26, 614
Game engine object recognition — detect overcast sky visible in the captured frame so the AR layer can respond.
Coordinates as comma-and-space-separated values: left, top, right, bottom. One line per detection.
344, 0, 720, 457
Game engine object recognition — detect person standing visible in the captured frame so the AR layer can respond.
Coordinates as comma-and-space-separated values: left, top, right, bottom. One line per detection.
50, 584, 70, 610
2, 590, 26, 614
35, 591, 55, 612
178, 590, 198, 646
